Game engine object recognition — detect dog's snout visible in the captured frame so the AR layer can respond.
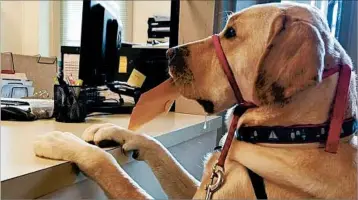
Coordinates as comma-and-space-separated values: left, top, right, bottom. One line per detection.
166, 48, 177, 61
167, 47, 190, 74
167, 47, 184, 67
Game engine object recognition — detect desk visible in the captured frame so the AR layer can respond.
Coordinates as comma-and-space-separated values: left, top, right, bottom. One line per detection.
1, 113, 222, 199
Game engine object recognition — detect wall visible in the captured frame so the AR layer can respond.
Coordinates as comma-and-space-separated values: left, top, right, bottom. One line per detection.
38, 1, 50, 56
0, 1, 51, 56
1, 1, 24, 54
132, 1, 171, 43
21, 1, 40, 56
175, 1, 215, 115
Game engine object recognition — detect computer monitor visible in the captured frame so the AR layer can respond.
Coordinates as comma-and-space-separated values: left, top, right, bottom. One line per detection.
79, 0, 121, 87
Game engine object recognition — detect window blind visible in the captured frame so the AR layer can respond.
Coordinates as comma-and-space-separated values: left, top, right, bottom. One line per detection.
60, 1, 130, 47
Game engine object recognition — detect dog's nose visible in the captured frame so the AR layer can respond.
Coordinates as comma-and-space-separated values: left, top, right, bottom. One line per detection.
166, 48, 177, 61
167, 47, 188, 71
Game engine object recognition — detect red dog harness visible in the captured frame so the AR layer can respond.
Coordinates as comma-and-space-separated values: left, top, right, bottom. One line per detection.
204, 34, 353, 199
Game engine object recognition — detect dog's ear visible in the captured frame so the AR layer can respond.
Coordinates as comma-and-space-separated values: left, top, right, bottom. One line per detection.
255, 12, 325, 105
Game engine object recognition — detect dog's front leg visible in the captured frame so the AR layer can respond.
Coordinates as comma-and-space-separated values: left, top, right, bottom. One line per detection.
143, 141, 200, 199
76, 148, 154, 199
82, 123, 200, 199
33, 131, 153, 199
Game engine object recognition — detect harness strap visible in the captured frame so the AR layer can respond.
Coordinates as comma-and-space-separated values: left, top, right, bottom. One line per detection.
214, 145, 267, 200
247, 168, 267, 199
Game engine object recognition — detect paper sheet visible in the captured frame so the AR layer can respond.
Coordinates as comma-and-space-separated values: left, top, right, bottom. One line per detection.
1, 73, 28, 80
127, 69, 146, 88
63, 54, 80, 82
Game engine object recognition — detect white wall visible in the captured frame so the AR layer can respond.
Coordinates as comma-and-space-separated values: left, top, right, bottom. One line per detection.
132, 1, 171, 43
21, 1, 40, 56
39, 1, 50, 56
1, 1, 24, 54
0, 1, 51, 56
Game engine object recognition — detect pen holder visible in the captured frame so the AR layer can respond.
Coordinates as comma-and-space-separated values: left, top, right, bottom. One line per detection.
53, 85, 87, 123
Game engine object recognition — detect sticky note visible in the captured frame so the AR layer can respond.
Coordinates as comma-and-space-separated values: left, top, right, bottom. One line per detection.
127, 69, 146, 88
76, 79, 83, 86
53, 77, 59, 85
119, 56, 127, 73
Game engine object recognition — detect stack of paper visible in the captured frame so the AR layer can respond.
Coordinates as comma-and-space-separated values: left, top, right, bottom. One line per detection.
1, 73, 34, 98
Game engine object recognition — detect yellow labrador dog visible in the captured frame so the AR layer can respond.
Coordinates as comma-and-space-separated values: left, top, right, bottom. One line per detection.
34, 3, 357, 199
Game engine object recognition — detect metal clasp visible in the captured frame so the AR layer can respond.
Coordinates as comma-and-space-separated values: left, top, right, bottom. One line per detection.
205, 164, 225, 200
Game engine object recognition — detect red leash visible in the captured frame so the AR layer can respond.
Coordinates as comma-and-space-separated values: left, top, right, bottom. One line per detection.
205, 34, 352, 199
325, 64, 351, 153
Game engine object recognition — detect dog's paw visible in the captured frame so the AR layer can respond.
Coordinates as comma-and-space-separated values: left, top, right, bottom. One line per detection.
82, 123, 157, 160
82, 123, 128, 146
34, 131, 92, 162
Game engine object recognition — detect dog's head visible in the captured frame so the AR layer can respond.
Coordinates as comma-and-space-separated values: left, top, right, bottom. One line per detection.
167, 3, 349, 114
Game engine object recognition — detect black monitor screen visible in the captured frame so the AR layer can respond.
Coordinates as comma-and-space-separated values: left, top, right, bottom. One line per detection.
79, 0, 121, 87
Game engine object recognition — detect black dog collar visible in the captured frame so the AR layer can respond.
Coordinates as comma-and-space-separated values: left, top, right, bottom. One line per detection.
236, 118, 357, 144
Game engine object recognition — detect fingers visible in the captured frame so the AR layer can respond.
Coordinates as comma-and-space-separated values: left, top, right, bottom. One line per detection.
93, 126, 131, 145
122, 140, 139, 152
83, 123, 134, 146
33, 140, 52, 157
82, 123, 113, 142
81, 123, 142, 158
122, 140, 143, 160
93, 126, 116, 144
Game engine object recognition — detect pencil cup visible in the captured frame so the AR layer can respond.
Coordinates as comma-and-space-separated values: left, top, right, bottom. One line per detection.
53, 85, 87, 123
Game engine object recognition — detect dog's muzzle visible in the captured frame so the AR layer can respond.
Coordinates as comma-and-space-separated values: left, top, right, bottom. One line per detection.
205, 34, 352, 200
167, 47, 189, 73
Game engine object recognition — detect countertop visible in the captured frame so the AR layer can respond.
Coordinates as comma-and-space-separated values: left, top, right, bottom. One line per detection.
1, 112, 221, 198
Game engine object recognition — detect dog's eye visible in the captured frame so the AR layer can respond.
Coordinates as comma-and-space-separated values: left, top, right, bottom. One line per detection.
224, 27, 236, 38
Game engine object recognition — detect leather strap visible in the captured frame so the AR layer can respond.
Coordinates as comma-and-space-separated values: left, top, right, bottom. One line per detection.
217, 107, 248, 167
212, 35, 253, 106
212, 34, 256, 168
323, 67, 340, 79
247, 168, 267, 199
217, 114, 240, 167
325, 64, 352, 153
